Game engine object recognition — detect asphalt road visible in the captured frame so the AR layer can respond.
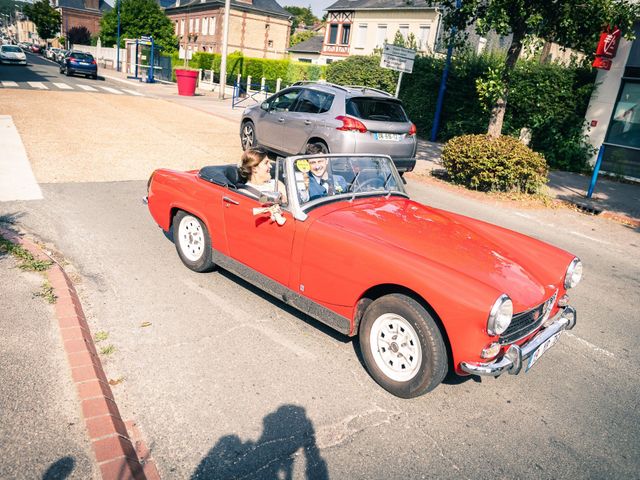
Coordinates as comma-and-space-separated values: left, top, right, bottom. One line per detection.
1, 80, 639, 479
0, 51, 145, 97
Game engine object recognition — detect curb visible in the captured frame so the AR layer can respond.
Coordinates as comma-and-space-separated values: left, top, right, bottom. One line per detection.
0, 226, 161, 480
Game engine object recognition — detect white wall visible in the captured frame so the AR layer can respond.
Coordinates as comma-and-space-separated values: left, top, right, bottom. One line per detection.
583, 37, 633, 165
70, 44, 125, 70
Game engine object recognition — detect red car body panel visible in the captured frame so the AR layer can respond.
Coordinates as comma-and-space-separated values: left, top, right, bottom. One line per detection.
147, 167, 574, 375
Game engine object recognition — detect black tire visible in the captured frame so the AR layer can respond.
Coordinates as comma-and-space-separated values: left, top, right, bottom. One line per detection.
65, 67, 71, 77
240, 121, 257, 151
305, 141, 329, 154
172, 210, 215, 273
359, 293, 447, 398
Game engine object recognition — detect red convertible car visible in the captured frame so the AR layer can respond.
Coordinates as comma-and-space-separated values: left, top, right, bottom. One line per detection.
146, 154, 582, 398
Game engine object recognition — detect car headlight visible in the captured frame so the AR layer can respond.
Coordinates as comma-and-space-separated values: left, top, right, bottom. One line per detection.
487, 294, 513, 336
564, 257, 583, 289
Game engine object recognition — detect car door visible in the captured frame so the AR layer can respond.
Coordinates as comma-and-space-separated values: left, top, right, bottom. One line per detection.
256, 88, 302, 152
220, 188, 296, 287
283, 89, 334, 154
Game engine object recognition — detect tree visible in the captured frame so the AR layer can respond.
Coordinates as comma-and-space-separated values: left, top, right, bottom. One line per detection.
290, 30, 316, 47
284, 5, 319, 31
68, 25, 91, 45
99, 0, 178, 53
436, 0, 640, 138
22, 0, 61, 41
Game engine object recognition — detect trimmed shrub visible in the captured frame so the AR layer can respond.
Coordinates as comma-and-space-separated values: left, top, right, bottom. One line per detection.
442, 134, 548, 193
326, 55, 398, 94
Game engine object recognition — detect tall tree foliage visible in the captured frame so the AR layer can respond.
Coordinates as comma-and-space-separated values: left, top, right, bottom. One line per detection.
284, 5, 319, 31
99, 0, 178, 53
22, 0, 61, 41
436, 0, 640, 137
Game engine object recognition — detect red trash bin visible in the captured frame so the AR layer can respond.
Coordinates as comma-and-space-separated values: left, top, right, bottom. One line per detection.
175, 69, 198, 96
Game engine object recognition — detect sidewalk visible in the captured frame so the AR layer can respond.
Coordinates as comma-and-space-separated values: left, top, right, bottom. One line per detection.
102, 68, 640, 228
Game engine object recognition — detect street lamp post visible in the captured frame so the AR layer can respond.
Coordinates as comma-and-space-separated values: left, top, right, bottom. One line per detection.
116, 0, 121, 72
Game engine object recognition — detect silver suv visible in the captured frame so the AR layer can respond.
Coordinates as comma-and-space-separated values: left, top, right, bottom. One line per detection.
240, 82, 417, 173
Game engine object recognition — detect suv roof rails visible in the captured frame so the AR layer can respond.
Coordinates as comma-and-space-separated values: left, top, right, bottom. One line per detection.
290, 80, 349, 92
343, 85, 394, 97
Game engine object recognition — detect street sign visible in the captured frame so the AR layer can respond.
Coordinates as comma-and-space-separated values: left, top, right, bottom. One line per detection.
380, 44, 416, 74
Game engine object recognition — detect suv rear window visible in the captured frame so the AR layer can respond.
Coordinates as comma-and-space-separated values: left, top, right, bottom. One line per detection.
346, 98, 408, 122
71, 52, 93, 60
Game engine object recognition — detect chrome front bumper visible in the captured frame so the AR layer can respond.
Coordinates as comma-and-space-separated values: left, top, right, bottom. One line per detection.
460, 306, 577, 377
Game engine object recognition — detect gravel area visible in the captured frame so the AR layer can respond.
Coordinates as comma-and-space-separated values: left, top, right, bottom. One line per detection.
1, 90, 242, 183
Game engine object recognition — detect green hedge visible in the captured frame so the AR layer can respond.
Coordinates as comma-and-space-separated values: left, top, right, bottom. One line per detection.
169, 51, 325, 92
324, 53, 596, 172
442, 134, 548, 193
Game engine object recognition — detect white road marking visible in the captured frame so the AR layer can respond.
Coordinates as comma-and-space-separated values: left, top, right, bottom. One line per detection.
27, 81, 48, 90
1, 81, 19, 87
121, 89, 143, 96
77, 84, 98, 92
514, 212, 534, 219
0, 115, 43, 201
52, 82, 73, 90
99, 86, 124, 95
565, 332, 615, 358
569, 230, 612, 245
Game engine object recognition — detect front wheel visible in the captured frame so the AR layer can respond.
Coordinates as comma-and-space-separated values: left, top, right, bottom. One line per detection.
240, 121, 257, 151
172, 210, 215, 273
359, 294, 447, 398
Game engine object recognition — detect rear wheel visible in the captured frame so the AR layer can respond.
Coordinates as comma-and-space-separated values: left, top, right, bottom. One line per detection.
65, 67, 71, 77
172, 210, 215, 273
359, 293, 447, 398
305, 141, 328, 154
240, 121, 257, 151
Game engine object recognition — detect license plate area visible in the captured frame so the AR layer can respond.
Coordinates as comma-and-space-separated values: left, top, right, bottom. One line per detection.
526, 331, 562, 372
375, 133, 402, 141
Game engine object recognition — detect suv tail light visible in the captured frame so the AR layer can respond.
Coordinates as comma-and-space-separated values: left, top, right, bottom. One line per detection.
409, 123, 417, 136
336, 115, 367, 133
69, 57, 76, 62
91, 59, 96, 65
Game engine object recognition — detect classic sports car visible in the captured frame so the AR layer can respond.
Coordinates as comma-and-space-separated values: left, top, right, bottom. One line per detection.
146, 154, 582, 398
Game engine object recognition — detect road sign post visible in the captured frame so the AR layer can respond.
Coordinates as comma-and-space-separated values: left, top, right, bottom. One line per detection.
380, 44, 416, 98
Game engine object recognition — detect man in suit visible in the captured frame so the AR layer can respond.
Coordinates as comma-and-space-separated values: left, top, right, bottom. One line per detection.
307, 157, 348, 200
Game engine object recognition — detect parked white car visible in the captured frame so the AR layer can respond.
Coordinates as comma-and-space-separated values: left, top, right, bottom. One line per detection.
0, 44, 27, 65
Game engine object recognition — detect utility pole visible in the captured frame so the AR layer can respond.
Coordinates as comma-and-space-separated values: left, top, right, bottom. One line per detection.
116, 0, 121, 71
218, 0, 230, 99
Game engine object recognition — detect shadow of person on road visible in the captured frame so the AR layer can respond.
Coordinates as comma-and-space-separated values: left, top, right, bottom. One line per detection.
42, 456, 75, 479
191, 404, 329, 480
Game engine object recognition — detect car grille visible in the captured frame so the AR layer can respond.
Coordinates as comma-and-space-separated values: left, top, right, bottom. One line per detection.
500, 301, 548, 345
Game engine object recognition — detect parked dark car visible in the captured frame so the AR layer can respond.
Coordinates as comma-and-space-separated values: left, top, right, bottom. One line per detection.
60, 51, 98, 79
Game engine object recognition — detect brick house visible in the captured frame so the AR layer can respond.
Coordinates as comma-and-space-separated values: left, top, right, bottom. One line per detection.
54, 0, 111, 40
164, 0, 292, 60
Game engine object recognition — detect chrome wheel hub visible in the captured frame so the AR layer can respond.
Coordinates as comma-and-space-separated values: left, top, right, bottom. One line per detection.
369, 313, 422, 382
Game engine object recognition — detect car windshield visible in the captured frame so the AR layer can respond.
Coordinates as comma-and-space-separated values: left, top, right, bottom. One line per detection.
2, 46, 21, 53
290, 155, 406, 207
346, 97, 409, 122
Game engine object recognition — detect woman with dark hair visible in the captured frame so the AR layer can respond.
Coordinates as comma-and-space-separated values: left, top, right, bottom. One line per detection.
239, 148, 287, 203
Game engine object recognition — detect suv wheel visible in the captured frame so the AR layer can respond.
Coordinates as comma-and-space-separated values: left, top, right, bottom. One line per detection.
240, 121, 257, 151
305, 141, 329, 154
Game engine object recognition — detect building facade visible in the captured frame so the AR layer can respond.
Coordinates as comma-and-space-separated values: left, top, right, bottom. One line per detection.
54, 0, 111, 43
164, 0, 291, 60
584, 21, 640, 180
320, 0, 441, 64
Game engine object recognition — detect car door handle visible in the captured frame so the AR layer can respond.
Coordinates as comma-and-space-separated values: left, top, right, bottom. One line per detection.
278, 118, 285, 123
304, 120, 312, 125
223, 196, 239, 205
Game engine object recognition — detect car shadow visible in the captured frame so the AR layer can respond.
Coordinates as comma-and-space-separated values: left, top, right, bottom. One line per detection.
191, 404, 329, 480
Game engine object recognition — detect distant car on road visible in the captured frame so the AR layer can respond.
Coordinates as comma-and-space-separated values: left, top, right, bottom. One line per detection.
240, 82, 418, 174
59, 51, 98, 79
30, 44, 42, 54
45, 47, 62, 60
55, 49, 69, 64
0, 44, 27, 65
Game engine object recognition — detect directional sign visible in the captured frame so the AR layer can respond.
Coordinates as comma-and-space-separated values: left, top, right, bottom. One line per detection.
380, 44, 416, 74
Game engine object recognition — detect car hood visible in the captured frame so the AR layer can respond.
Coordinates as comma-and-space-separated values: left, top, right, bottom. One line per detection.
315, 198, 568, 311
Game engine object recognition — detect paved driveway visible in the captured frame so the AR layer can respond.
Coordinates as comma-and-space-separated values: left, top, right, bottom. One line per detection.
1, 87, 639, 479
